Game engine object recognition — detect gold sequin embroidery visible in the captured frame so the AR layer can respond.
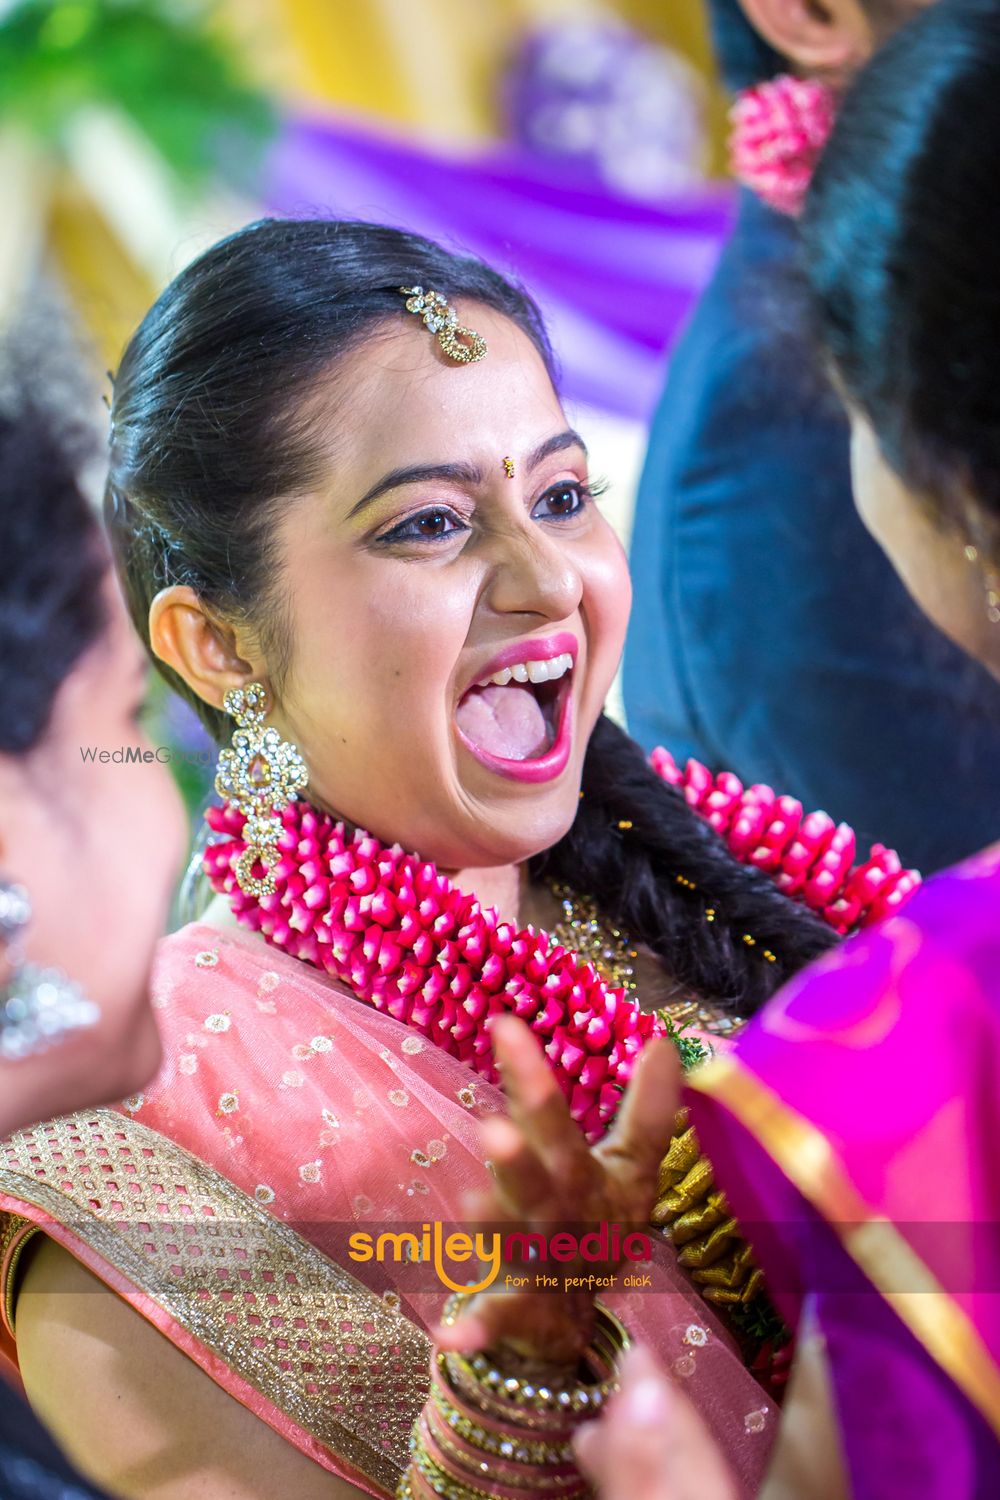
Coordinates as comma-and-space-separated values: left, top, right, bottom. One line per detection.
0, 1112, 429, 1494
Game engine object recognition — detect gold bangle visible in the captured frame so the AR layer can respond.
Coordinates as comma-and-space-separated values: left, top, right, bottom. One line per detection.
423, 1413, 580, 1493
429, 1378, 574, 1465
408, 1426, 584, 1500
443, 1301, 630, 1425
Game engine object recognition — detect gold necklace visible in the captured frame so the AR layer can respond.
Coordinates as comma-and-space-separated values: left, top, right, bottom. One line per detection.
549, 883, 638, 994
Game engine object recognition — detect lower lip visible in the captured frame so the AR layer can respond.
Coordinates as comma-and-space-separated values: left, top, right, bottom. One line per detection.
457, 683, 574, 785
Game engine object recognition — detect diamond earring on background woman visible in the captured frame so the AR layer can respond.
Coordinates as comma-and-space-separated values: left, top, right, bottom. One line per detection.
0, 366, 185, 1500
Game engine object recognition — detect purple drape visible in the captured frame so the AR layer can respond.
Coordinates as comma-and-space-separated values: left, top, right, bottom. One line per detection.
265, 114, 733, 420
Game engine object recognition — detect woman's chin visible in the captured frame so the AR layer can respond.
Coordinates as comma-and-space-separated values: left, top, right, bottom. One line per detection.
431, 789, 581, 873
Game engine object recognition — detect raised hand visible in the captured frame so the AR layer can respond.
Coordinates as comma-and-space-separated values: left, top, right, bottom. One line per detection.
436, 1013, 680, 1368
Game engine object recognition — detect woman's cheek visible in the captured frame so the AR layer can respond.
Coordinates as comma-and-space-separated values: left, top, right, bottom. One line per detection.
586, 532, 632, 657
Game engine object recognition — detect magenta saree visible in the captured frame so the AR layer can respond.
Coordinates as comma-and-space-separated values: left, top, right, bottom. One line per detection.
689, 842, 1000, 1498
1, 920, 773, 1498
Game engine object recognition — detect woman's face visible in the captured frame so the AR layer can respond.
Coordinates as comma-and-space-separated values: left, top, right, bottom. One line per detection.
262, 305, 631, 870
849, 413, 1000, 677
0, 573, 186, 1127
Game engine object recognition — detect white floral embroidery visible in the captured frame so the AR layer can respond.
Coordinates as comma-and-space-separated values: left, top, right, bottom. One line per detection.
426, 1139, 447, 1161
254, 1184, 275, 1204
311, 1035, 333, 1053
388, 1089, 409, 1108
122, 1094, 144, 1114
291, 1043, 314, 1061
217, 1091, 239, 1114
401, 1036, 424, 1055
684, 1325, 709, 1348
299, 1161, 322, 1184
282, 1070, 305, 1088
178, 1053, 198, 1076
744, 1408, 769, 1435
257, 971, 280, 993
194, 950, 219, 969
322, 1109, 340, 1128
204, 1013, 231, 1033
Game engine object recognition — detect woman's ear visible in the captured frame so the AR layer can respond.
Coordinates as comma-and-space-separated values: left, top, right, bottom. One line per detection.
736, 0, 879, 77
148, 586, 263, 712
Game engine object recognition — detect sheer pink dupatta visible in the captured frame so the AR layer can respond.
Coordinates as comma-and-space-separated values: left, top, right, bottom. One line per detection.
4, 920, 774, 1495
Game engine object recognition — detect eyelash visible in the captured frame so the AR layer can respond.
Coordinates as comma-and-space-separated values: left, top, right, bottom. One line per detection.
375, 478, 610, 547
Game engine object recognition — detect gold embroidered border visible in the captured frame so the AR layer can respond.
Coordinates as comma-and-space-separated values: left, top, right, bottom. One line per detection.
0, 1110, 430, 1495
689, 1054, 1000, 1437
1, 1211, 39, 1338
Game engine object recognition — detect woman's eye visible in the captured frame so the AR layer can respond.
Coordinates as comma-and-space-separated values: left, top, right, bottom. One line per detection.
532, 482, 588, 521
380, 508, 467, 544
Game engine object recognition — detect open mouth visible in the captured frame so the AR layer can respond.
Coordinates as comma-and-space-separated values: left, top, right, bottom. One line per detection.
455, 650, 575, 781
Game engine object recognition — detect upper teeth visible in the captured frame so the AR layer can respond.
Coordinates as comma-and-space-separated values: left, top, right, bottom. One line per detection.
481, 652, 573, 688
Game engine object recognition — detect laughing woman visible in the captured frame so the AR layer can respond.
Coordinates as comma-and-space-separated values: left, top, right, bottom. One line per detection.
0, 222, 904, 1500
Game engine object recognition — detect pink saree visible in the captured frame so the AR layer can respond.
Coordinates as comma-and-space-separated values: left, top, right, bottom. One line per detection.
1, 919, 773, 1498
688, 842, 1000, 1498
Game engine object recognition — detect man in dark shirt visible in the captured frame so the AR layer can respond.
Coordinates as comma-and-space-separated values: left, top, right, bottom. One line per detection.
623, 0, 1000, 873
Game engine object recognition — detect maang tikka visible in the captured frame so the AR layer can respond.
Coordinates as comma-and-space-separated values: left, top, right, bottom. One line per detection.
215, 683, 309, 898
0, 882, 99, 1062
399, 287, 487, 364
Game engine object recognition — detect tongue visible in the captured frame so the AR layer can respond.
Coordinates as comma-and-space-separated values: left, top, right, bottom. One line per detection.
456, 682, 550, 761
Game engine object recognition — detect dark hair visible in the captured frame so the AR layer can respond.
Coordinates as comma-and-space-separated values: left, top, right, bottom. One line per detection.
802, 0, 1000, 536
108, 216, 834, 1014
0, 385, 107, 755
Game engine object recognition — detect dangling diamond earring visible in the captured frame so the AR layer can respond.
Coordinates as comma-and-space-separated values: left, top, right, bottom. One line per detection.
214, 682, 309, 898
962, 542, 1000, 623
0, 882, 100, 1062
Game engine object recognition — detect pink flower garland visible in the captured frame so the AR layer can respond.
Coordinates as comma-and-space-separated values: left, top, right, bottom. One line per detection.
204, 760, 922, 1143
204, 801, 663, 1143
729, 75, 837, 217
651, 748, 921, 934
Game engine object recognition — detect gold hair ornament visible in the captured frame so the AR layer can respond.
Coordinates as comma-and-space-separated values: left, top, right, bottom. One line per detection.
215, 683, 308, 898
502, 456, 515, 479
399, 287, 487, 364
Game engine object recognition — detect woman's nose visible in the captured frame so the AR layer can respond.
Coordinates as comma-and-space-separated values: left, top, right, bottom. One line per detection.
484, 523, 583, 623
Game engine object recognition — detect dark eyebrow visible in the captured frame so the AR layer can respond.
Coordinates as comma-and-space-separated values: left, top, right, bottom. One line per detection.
347, 429, 588, 521
348, 461, 486, 519
526, 429, 588, 470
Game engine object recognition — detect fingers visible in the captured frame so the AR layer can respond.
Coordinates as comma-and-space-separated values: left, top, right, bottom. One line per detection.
433, 1311, 490, 1352
478, 1116, 554, 1219
598, 1038, 681, 1190
573, 1344, 739, 1500
490, 1016, 590, 1180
